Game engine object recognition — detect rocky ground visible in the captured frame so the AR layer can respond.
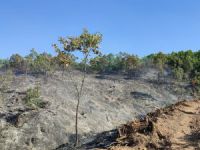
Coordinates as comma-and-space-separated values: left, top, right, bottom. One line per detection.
0, 69, 196, 150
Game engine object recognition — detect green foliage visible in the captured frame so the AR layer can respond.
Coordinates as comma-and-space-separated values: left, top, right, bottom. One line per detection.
0, 59, 5, 69
1, 32, 200, 91
123, 55, 140, 76
31, 52, 55, 75
191, 70, 200, 94
24, 49, 37, 73
168, 50, 195, 72
25, 49, 55, 75
54, 29, 102, 66
172, 67, 184, 81
54, 29, 102, 146
9, 54, 25, 72
143, 54, 156, 67
167, 50, 196, 80
0, 59, 9, 70
23, 86, 44, 108
54, 50, 77, 71
193, 73, 200, 86
90, 53, 123, 73
90, 55, 108, 72
152, 52, 168, 74
89, 52, 139, 74
8, 49, 57, 76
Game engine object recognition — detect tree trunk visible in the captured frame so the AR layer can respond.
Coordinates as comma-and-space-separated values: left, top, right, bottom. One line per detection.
75, 95, 80, 146
74, 53, 88, 147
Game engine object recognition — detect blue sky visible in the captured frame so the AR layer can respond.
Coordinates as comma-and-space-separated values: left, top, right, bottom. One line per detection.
0, 0, 200, 58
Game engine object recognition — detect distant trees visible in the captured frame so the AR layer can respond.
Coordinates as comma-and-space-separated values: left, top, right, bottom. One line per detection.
31, 52, 55, 76
89, 52, 140, 77
167, 50, 195, 80
1, 48, 200, 83
90, 53, 123, 73
25, 49, 56, 76
164, 50, 200, 95
0, 59, 5, 68
54, 29, 102, 146
123, 55, 140, 78
6, 49, 57, 77
9, 54, 25, 73
3, 49, 200, 84
172, 67, 184, 81
151, 52, 168, 80
0, 38, 200, 96
190, 51, 200, 94
0, 59, 9, 70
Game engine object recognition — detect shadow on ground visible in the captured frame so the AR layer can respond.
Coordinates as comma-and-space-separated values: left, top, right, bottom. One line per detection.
130, 91, 157, 101
55, 129, 119, 150
183, 130, 200, 149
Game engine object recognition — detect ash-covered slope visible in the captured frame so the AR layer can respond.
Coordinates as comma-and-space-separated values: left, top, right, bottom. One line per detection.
0, 70, 194, 150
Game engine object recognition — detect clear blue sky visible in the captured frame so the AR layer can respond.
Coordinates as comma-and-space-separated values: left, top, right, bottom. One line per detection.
1, 0, 200, 58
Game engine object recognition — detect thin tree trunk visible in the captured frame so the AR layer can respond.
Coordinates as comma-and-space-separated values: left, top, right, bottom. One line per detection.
75, 94, 80, 146
75, 53, 89, 147
67, 69, 80, 147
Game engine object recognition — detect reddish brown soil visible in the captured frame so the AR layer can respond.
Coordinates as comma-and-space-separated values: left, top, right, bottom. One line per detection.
109, 100, 200, 150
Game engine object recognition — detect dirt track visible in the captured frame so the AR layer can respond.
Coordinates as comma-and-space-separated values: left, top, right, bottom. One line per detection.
111, 100, 200, 150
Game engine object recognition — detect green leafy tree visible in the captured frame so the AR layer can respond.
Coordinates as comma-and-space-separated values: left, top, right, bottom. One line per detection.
191, 72, 200, 96
9, 54, 25, 73
168, 50, 196, 80
89, 52, 127, 73
90, 56, 107, 73
116, 52, 130, 72
172, 67, 184, 81
123, 55, 140, 78
22, 49, 57, 77
0, 59, 4, 69
25, 49, 38, 73
54, 29, 102, 146
0, 59, 9, 70
35, 53, 51, 74
23, 84, 45, 108
152, 52, 168, 80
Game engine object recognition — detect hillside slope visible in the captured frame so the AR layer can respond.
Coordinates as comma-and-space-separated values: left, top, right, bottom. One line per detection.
0, 70, 195, 150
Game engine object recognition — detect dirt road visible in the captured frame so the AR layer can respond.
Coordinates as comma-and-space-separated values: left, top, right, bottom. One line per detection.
111, 100, 200, 150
